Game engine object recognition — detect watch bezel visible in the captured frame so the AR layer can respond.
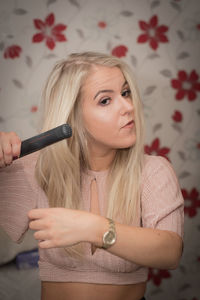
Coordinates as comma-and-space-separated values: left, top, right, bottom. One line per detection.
102, 229, 116, 248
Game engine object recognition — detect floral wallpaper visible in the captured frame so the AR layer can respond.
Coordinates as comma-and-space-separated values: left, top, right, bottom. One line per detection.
0, 0, 200, 299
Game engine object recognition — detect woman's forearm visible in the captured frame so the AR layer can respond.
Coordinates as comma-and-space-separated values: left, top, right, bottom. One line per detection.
91, 215, 183, 270
28, 207, 183, 270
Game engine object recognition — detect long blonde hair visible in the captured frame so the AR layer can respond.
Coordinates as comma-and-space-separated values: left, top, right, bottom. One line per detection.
35, 52, 144, 253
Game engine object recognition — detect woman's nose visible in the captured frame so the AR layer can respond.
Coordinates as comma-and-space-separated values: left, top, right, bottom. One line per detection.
119, 97, 134, 115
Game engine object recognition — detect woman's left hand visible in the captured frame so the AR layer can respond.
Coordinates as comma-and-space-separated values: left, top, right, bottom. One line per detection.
28, 208, 104, 249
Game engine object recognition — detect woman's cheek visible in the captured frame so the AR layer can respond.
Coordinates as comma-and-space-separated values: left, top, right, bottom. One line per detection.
86, 110, 110, 129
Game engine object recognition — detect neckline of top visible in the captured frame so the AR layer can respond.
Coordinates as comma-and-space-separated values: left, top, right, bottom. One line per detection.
83, 168, 109, 178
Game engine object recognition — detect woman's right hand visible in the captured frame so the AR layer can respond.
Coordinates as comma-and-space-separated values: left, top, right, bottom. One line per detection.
0, 132, 21, 168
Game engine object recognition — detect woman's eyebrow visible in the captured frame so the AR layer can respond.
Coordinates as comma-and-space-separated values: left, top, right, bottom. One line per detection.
93, 80, 128, 100
122, 80, 128, 87
93, 89, 114, 100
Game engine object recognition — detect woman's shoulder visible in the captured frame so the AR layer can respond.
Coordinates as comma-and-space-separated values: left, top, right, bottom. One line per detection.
143, 153, 169, 165
142, 154, 175, 180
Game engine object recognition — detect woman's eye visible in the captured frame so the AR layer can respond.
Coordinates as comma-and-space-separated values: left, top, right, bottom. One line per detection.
99, 98, 111, 106
122, 89, 131, 97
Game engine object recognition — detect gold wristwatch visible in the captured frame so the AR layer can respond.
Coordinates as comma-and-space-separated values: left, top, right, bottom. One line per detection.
102, 218, 116, 249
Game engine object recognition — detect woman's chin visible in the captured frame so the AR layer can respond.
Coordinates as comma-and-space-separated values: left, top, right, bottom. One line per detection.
115, 138, 136, 149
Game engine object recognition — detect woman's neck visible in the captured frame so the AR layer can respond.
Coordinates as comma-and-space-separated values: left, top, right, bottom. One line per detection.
88, 148, 116, 171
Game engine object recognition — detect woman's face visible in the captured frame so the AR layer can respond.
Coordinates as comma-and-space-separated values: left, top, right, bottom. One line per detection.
81, 66, 136, 154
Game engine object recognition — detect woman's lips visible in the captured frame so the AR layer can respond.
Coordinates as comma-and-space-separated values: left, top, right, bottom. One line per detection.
122, 120, 134, 129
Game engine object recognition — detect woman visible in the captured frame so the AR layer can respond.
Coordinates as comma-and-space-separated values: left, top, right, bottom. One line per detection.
0, 52, 184, 300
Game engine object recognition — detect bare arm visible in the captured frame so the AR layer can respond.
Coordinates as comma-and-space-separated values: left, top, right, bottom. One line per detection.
91, 215, 183, 270
28, 207, 183, 270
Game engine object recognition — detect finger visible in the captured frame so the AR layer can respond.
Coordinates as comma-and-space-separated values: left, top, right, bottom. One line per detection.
28, 209, 47, 220
29, 219, 46, 230
0, 132, 21, 165
11, 134, 21, 158
0, 147, 6, 168
34, 230, 50, 241
38, 240, 54, 249
2, 139, 13, 165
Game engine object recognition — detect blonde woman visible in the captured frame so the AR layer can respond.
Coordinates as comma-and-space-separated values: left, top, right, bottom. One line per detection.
0, 52, 184, 300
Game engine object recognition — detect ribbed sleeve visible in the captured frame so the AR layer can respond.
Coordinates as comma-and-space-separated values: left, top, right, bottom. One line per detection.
141, 155, 184, 239
0, 153, 38, 243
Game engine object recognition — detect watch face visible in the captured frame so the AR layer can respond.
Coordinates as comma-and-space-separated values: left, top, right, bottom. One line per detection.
104, 231, 116, 245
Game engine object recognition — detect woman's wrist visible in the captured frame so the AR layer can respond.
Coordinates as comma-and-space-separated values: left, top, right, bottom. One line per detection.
88, 214, 108, 248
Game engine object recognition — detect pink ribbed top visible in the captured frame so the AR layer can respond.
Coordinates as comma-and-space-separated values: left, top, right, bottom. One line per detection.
0, 153, 184, 285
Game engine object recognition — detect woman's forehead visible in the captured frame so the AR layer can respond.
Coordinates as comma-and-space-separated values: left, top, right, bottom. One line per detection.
82, 66, 126, 93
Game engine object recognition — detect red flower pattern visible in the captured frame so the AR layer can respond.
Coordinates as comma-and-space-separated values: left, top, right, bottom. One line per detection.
31, 105, 38, 113
182, 188, 200, 218
4, 45, 22, 59
137, 15, 169, 51
111, 45, 128, 58
98, 21, 107, 29
144, 138, 170, 159
171, 70, 200, 101
32, 13, 67, 50
148, 268, 171, 286
172, 110, 183, 122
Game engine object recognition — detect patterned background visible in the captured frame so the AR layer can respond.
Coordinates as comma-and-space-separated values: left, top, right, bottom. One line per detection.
0, 0, 200, 299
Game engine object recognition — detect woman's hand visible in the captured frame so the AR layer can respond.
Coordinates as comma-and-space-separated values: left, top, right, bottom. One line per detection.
28, 208, 106, 249
0, 131, 21, 168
